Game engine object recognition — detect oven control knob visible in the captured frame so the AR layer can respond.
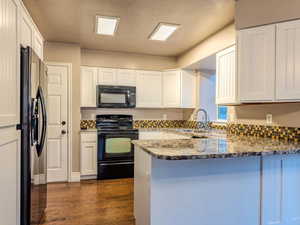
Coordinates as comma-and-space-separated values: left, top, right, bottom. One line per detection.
61, 130, 67, 135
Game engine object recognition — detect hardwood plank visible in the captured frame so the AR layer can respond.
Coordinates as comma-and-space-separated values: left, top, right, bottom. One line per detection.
42, 179, 135, 225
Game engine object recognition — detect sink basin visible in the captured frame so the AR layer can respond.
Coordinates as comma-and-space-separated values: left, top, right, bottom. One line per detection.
191, 135, 208, 139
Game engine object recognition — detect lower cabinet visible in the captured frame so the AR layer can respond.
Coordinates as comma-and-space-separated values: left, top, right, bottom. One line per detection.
134, 152, 300, 225
261, 155, 300, 225
80, 132, 97, 178
0, 127, 20, 225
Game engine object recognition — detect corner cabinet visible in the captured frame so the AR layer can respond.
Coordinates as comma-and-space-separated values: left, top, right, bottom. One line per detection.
80, 67, 97, 107
216, 45, 238, 105
80, 132, 97, 178
162, 70, 196, 108
238, 24, 276, 102
136, 71, 163, 108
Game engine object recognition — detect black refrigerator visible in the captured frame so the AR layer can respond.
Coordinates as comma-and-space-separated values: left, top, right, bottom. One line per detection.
19, 47, 48, 225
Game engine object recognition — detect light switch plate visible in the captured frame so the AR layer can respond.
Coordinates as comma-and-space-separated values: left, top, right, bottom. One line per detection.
163, 114, 167, 120
266, 114, 272, 124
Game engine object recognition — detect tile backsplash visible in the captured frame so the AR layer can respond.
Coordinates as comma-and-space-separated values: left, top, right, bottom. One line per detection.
80, 119, 300, 142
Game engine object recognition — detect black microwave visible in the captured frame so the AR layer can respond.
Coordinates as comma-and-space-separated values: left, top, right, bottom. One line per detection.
97, 85, 136, 108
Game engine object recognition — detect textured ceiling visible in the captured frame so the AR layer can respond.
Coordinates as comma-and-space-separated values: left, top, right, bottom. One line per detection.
23, 0, 234, 56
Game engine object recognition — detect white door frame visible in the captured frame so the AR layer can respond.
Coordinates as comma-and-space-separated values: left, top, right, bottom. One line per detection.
46, 62, 73, 182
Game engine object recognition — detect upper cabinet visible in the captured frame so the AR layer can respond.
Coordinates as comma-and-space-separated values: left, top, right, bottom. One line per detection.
97, 68, 117, 85
136, 71, 163, 108
237, 19, 300, 103
216, 45, 238, 105
116, 69, 136, 86
81, 67, 97, 107
80, 67, 197, 108
238, 25, 276, 102
20, 2, 44, 60
162, 70, 196, 108
276, 20, 300, 101
0, 0, 19, 127
97, 68, 136, 86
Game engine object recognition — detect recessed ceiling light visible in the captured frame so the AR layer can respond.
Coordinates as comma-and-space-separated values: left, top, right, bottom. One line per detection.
149, 23, 180, 41
96, 15, 120, 36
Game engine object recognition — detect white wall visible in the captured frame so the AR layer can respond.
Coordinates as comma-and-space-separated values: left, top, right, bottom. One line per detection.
198, 72, 217, 121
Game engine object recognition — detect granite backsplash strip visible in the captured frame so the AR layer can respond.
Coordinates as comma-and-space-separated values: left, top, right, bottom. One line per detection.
80, 120, 300, 142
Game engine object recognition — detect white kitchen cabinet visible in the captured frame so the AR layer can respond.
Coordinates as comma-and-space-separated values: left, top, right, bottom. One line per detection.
20, 8, 33, 48
276, 20, 300, 101
162, 70, 196, 108
216, 45, 238, 105
0, 127, 20, 225
116, 69, 136, 86
33, 30, 43, 60
238, 24, 276, 102
136, 70, 163, 108
261, 155, 300, 225
98, 67, 117, 85
0, 0, 19, 127
20, 2, 44, 59
80, 67, 97, 107
80, 132, 97, 177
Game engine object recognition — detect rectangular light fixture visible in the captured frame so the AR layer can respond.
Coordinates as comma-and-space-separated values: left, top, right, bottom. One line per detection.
149, 23, 180, 41
96, 15, 120, 36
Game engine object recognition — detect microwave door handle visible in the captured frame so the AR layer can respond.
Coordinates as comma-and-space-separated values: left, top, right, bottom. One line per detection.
36, 87, 47, 156
126, 91, 130, 105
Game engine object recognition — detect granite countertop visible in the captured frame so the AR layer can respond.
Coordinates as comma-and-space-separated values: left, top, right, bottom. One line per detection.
132, 129, 300, 160
80, 128, 97, 132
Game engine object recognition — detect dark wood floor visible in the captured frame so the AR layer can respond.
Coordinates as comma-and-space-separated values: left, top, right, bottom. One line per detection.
42, 178, 135, 225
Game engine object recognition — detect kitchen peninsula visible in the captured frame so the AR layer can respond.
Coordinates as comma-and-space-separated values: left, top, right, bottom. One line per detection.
133, 131, 300, 225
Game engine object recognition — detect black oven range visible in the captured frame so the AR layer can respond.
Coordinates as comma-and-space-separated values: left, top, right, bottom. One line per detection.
97, 114, 138, 179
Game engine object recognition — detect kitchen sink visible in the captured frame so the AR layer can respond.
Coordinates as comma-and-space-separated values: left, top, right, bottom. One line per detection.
191, 135, 208, 139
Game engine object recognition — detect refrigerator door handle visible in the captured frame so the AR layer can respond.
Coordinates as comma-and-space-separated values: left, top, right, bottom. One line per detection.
36, 86, 47, 156
31, 98, 38, 146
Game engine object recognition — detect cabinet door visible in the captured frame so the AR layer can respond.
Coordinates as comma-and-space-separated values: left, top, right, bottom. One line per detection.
136, 71, 162, 108
0, 0, 19, 127
238, 25, 275, 102
0, 127, 20, 225
33, 30, 43, 60
98, 68, 117, 85
276, 20, 300, 100
80, 142, 97, 176
261, 155, 300, 225
20, 9, 33, 48
216, 45, 237, 105
162, 71, 181, 107
80, 67, 97, 107
181, 70, 196, 108
116, 69, 136, 86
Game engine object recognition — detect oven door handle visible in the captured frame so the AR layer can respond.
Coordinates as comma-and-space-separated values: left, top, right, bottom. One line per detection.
99, 161, 134, 166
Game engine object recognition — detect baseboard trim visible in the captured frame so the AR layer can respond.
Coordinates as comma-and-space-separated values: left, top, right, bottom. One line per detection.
80, 175, 97, 180
70, 172, 81, 182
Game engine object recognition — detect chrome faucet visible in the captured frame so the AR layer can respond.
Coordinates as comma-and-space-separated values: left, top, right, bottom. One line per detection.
193, 108, 210, 130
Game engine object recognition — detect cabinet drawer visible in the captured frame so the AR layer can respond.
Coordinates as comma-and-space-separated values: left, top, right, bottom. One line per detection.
81, 132, 97, 143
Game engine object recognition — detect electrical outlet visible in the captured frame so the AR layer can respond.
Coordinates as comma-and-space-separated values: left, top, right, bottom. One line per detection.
266, 114, 272, 124
163, 114, 167, 120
